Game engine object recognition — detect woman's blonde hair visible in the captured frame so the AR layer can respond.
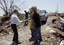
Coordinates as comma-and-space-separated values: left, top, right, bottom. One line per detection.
31, 6, 37, 11
31, 6, 41, 15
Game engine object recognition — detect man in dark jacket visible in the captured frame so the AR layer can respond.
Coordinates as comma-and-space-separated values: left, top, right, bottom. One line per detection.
31, 6, 42, 44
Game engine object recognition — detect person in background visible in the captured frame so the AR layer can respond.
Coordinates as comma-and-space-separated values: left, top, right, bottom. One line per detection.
29, 8, 34, 42
10, 10, 27, 45
24, 10, 28, 27
31, 6, 42, 44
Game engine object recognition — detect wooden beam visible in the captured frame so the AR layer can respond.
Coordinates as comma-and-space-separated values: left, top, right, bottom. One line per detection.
52, 28, 64, 36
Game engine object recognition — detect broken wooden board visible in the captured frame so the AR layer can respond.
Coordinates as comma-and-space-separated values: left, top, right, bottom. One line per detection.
52, 28, 64, 36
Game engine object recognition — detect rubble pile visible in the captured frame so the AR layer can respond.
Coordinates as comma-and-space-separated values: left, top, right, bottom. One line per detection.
0, 20, 11, 36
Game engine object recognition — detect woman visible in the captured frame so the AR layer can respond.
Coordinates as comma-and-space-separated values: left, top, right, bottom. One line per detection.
29, 8, 34, 42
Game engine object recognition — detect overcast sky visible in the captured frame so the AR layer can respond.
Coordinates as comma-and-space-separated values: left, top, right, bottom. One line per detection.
0, 0, 64, 16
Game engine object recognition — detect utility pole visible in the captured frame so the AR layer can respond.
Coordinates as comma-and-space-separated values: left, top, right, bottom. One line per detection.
55, 4, 59, 17
57, 4, 58, 13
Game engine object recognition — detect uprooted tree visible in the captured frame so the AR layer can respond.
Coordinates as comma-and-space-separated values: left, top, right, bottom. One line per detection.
0, 0, 25, 24
0, 0, 25, 16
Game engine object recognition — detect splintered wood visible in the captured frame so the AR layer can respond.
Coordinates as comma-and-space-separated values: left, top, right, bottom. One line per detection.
52, 28, 64, 36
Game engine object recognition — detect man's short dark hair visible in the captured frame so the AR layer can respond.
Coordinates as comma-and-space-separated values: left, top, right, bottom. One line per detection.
24, 10, 26, 12
14, 10, 18, 13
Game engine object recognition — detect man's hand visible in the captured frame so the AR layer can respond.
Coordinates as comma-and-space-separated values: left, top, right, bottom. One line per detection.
16, 23, 19, 26
22, 19, 29, 22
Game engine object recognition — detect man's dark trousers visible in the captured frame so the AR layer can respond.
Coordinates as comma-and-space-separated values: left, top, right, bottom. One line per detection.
11, 24, 18, 43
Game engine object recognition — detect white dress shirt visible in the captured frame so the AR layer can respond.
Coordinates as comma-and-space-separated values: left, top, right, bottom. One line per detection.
11, 13, 22, 24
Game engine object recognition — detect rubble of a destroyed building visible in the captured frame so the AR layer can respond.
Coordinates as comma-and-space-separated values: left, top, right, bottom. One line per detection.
0, 14, 64, 45
0, 20, 11, 36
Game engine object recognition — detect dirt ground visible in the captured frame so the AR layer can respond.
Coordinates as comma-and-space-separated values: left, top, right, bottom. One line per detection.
0, 16, 62, 45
